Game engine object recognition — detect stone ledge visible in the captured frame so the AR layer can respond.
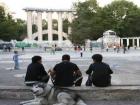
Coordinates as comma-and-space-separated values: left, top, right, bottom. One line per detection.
0, 85, 140, 100
0, 86, 33, 100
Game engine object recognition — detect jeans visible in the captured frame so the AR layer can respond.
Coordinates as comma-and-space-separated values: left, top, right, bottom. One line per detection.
14, 60, 19, 70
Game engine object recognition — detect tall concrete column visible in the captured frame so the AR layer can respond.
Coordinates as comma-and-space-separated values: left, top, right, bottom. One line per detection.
127, 38, 129, 46
58, 12, 63, 43
27, 11, 32, 40
47, 12, 53, 42
37, 12, 43, 42
137, 38, 139, 47
68, 12, 72, 35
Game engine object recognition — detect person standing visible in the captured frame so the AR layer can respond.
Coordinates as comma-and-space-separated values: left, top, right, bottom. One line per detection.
86, 54, 113, 87
113, 45, 116, 51
13, 51, 20, 70
48, 54, 82, 87
80, 48, 83, 58
106, 46, 109, 52
25, 56, 49, 86
123, 45, 127, 54
22, 47, 24, 52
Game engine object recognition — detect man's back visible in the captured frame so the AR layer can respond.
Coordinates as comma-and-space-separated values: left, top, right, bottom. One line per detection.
25, 63, 47, 82
86, 62, 113, 87
53, 61, 79, 87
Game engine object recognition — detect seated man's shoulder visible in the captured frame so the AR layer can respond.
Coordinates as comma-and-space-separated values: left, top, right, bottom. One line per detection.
102, 62, 109, 65
69, 62, 78, 66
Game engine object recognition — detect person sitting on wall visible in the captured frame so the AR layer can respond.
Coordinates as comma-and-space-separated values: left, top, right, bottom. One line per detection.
48, 54, 82, 87
25, 56, 49, 86
86, 54, 113, 87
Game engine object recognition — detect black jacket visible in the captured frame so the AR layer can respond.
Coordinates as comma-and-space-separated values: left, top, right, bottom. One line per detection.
25, 63, 49, 83
86, 62, 113, 87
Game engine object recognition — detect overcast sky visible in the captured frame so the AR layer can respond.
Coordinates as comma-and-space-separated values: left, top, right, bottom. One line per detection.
1, 0, 140, 19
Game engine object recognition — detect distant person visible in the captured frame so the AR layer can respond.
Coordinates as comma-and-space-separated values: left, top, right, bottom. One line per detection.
86, 54, 113, 87
128, 45, 130, 50
25, 56, 49, 86
51, 45, 55, 54
90, 46, 92, 53
44, 46, 47, 52
106, 46, 109, 52
13, 51, 20, 70
22, 47, 24, 52
123, 45, 127, 54
116, 46, 120, 53
48, 54, 82, 87
113, 45, 116, 51
7, 46, 11, 52
3, 45, 6, 52
83, 45, 86, 51
80, 48, 83, 57
74, 46, 77, 52
134, 45, 137, 50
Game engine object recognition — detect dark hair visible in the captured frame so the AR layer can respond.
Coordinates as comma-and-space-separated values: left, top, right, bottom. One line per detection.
14, 51, 18, 54
62, 54, 70, 61
32, 56, 42, 63
92, 54, 103, 62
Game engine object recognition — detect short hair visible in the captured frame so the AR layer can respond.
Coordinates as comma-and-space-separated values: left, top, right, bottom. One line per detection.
32, 56, 42, 63
62, 54, 70, 61
92, 54, 103, 62
14, 51, 18, 54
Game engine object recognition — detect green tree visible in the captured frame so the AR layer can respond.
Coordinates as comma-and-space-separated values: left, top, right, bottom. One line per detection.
71, 0, 140, 44
0, 6, 6, 22
0, 6, 27, 41
71, 0, 102, 44
101, 0, 140, 37
16, 19, 27, 40
63, 19, 69, 33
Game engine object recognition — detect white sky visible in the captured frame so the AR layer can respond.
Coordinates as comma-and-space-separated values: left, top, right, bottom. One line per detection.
1, 0, 140, 19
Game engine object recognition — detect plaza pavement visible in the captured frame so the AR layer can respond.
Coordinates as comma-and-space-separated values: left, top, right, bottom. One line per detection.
0, 47, 140, 86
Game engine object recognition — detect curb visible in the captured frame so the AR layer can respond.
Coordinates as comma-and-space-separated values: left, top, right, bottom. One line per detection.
0, 85, 140, 100
0, 86, 33, 100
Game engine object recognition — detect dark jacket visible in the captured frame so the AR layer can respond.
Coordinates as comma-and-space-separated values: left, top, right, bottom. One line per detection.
25, 63, 49, 83
53, 61, 81, 87
86, 62, 113, 87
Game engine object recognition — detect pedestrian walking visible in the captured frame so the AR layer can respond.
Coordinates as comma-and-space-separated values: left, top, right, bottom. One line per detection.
113, 45, 116, 51
80, 48, 83, 58
13, 51, 20, 70
106, 46, 109, 52
116, 46, 120, 53
128, 45, 130, 50
22, 47, 24, 52
123, 46, 127, 54
51, 45, 55, 55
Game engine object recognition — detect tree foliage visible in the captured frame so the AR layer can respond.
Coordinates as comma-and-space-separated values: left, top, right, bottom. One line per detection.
71, 0, 140, 44
0, 6, 27, 41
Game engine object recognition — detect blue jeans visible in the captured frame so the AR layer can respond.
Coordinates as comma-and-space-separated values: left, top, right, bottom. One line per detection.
14, 60, 19, 70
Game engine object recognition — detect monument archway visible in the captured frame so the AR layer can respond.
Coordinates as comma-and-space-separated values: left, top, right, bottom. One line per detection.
32, 30, 68, 41
24, 8, 75, 45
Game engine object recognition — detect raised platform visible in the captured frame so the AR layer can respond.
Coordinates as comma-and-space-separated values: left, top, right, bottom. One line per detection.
0, 85, 140, 101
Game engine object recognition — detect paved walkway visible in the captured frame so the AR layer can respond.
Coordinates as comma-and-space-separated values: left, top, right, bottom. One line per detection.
0, 48, 140, 86
1, 99, 140, 105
